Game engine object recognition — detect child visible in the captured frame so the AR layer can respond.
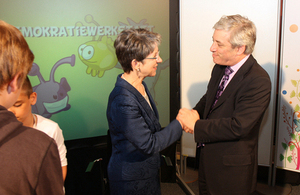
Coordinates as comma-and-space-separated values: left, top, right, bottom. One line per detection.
9, 76, 68, 181
0, 20, 64, 194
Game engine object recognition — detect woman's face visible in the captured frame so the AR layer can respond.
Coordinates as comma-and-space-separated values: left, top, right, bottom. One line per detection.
140, 45, 162, 77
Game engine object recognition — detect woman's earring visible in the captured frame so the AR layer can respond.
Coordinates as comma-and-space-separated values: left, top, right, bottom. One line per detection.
137, 68, 140, 72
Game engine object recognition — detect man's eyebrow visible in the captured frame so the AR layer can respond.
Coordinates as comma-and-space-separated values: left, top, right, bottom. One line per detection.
215, 40, 222, 44
212, 37, 221, 43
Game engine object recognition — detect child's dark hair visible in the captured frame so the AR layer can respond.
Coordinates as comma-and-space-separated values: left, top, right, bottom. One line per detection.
22, 76, 33, 98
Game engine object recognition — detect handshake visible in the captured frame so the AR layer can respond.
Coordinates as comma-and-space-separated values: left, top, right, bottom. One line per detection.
176, 108, 200, 134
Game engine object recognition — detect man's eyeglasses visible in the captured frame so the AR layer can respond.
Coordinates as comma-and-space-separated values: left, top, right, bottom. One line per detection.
144, 51, 160, 61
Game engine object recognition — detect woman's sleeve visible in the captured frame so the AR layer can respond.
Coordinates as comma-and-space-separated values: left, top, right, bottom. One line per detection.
110, 95, 182, 155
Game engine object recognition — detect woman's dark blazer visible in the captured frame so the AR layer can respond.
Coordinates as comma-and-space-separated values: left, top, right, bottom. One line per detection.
106, 74, 182, 194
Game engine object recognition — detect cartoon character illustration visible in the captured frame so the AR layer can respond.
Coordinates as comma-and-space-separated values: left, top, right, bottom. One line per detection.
279, 79, 300, 170
77, 15, 118, 78
280, 105, 300, 170
118, 17, 148, 27
118, 17, 154, 32
28, 55, 75, 118
294, 119, 300, 132
78, 36, 117, 77
76, 15, 169, 104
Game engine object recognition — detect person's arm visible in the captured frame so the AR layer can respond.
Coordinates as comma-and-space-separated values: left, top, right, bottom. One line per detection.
110, 95, 182, 155
62, 165, 67, 182
177, 108, 200, 134
53, 123, 68, 182
35, 140, 64, 194
194, 75, 271, 143
177, 92, 206, 133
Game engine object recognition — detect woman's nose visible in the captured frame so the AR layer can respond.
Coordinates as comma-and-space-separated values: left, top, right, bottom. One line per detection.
157, 55, 163, 63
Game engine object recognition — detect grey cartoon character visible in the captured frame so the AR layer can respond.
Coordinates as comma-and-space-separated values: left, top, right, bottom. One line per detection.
28, 55, 75, 118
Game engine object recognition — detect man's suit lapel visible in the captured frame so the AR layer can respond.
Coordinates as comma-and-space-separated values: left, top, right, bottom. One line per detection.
209, 55, 255, 112
204, 66, 225, 118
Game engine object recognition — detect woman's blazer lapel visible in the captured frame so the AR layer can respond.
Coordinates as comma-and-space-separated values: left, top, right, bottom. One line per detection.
117, 75, 161, 131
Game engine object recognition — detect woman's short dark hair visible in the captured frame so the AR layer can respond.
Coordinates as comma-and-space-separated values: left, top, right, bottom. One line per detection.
114, 28, 161, 73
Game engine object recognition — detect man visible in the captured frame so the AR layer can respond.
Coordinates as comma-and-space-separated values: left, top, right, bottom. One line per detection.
177, 15, 271, 195
0, 20, 64, 194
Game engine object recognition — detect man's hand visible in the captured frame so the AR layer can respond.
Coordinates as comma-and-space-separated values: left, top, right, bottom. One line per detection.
176, 108, 200, 134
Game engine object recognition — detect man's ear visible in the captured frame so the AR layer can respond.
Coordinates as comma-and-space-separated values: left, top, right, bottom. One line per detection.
29, 92, 37, 105
7, 73, 22, 94
236, 45, 246, 55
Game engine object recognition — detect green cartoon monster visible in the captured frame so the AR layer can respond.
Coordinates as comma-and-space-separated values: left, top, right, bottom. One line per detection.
78, 36, 117, 78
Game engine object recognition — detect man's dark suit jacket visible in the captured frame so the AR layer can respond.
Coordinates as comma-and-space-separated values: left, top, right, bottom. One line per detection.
193, 55, 271, 195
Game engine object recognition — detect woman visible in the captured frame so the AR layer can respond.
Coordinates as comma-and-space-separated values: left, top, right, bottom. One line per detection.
106, 28, 183, 195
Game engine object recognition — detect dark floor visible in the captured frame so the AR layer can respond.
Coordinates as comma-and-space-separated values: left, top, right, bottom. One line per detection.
161, 166, 300, 195
63, 137, 300, 195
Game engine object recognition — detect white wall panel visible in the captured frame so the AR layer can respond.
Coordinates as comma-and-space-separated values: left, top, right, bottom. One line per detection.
180, 0, 279, 166
275, 0, 300, 173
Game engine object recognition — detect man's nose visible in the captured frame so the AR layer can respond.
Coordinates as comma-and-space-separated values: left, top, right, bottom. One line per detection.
210, 42, 216, 52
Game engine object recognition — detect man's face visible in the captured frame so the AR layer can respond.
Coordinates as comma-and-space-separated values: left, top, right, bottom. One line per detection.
8, 91, 35, 123
210, 29, 240, 66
